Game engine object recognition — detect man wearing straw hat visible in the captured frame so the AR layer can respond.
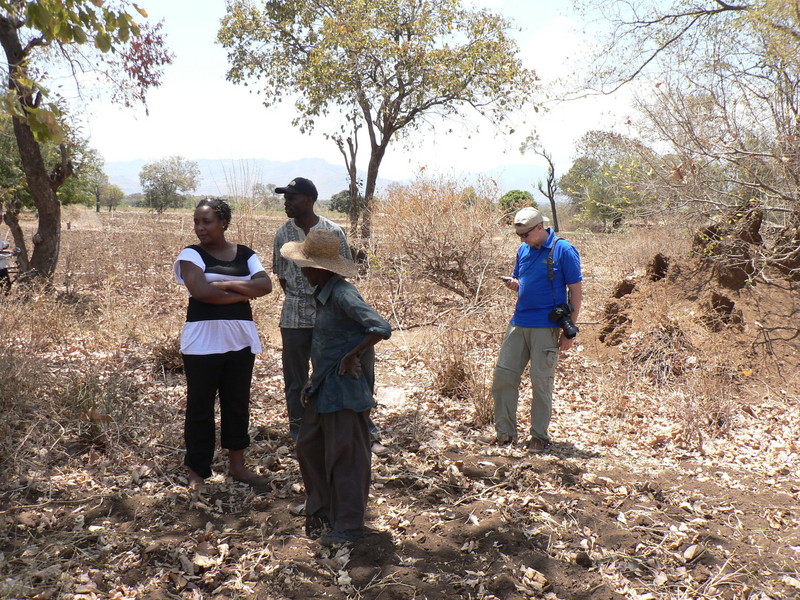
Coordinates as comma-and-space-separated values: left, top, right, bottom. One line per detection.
281, 229, 391, 546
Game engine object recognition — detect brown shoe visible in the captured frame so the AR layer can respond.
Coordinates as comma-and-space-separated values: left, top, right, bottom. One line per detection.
526, 437, 547, 452
371, 441, 390, 456
481, 433, 514, 445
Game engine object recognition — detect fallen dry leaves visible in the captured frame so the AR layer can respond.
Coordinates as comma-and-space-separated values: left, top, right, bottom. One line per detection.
2, 332, 798, 600
1, 213, 798, 600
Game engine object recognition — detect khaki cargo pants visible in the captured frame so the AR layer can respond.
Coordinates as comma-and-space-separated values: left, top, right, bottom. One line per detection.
492, 325, 560, 443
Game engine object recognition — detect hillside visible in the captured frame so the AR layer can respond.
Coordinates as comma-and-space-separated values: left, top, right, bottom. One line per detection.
104, 157, 380, 200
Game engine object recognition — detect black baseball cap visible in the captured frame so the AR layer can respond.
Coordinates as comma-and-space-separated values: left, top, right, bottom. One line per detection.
275, 177, 318, 201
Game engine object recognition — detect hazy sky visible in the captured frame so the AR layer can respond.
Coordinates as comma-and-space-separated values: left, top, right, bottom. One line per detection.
76, 0, 632, 180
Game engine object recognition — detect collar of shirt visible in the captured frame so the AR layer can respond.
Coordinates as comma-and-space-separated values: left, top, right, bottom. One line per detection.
314, 273, 343, 305
519, 227, 557, 252
542, 228, 557, 248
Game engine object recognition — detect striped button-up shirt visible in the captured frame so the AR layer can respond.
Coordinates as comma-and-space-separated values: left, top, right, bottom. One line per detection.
272, 217, 351, 328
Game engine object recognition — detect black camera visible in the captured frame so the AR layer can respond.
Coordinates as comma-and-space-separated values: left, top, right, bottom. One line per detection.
548, 303, 579, 338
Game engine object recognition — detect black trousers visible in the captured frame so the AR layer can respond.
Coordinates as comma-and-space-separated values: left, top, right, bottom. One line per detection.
0, 268, 10, 293
182, 347, 255, 479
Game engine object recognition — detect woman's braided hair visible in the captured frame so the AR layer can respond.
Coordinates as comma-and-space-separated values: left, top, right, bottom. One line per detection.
196, 198, 232, 230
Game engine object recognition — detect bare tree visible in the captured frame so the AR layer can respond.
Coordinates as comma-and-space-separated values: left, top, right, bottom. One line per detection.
534, 149, 560, 232
578, 0, 800, 278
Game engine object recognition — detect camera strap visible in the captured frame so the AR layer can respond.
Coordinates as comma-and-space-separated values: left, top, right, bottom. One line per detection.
546, 236, 562, 282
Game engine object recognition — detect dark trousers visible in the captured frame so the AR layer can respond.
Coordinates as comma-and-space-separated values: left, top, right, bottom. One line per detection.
297, 400, 371, 534
280, 327, 313, 441
281, 327, 380, 442
182, 347, 255, 479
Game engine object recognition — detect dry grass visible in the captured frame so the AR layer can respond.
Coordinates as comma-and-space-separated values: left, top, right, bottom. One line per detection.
427, 319, 500, 427
374, 174, 509, 303
0, 202, 749, 462
0, 197, 797, 600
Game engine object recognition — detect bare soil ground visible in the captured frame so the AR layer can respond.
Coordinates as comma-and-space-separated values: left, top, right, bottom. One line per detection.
1, 211, 798, 600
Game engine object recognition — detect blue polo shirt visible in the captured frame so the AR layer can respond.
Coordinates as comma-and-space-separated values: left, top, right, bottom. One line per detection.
511, 229, 582, 328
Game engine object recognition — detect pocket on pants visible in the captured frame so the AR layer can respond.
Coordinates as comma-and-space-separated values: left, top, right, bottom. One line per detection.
544, 347, 559, 369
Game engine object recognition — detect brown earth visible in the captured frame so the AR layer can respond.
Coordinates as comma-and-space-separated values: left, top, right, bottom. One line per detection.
1, 214, 799, 600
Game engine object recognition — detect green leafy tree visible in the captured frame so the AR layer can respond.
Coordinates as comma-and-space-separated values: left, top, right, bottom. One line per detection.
329, 188, 365, 215
329, 189, 351, 214
88, 168, 109, 213
0, 113, 28, 270
1, 113, 101, 210
559, 156, 621, 229
101, 184, 124, 212
559, 131, 658, 230
0, 113, 27, 201
139, 156, 201, 214
56, 147, 104, 207
0, 1, 172, 278
498, 190, 536, 222
218, 0, 537, 238
56, 175, 93, 207
124, 192, 144, 207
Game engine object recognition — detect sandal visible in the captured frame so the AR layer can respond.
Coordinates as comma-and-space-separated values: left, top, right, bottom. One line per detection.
317, 529, 363, 547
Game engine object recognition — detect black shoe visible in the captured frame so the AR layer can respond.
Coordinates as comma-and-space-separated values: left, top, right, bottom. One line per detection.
318, 529, 363, 547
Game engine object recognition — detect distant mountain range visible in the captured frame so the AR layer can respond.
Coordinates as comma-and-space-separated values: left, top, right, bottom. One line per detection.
104, 157, 549, 200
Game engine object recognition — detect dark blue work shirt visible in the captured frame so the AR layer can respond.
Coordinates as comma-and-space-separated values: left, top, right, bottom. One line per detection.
307, 275, 392, 413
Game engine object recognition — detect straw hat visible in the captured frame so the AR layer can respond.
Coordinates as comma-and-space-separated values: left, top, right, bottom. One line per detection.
280, 229, 358, 278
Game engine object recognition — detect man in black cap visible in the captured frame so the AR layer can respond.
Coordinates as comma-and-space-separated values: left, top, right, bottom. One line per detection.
272, 178, 387, 454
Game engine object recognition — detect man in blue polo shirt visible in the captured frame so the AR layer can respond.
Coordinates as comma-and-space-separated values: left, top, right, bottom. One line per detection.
491, 207, 583, 452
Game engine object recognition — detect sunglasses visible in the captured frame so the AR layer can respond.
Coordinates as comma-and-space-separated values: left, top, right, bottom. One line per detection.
517, 225, 539, 238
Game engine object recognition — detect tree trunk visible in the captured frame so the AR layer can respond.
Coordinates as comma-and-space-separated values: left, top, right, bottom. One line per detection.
337, 135, 361, 237
11, 115, 61, 278
1, 17, 62, 278
536, 149, 561, 232
549, 196, 560, 232
360, 144, 388, 239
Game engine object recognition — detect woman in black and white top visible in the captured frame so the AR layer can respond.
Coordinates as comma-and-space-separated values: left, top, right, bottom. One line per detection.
174, 199, 272, 491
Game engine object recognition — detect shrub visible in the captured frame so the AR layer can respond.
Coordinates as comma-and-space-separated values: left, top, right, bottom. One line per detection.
375, 174, 508, 303
498, 189, 537, 223
428, 325, 495, 427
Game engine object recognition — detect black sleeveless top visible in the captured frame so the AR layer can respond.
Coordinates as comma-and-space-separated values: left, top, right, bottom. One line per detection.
185, 244, 255, 323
